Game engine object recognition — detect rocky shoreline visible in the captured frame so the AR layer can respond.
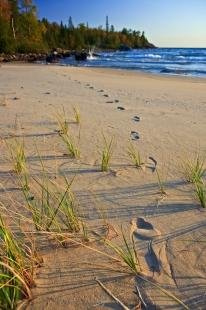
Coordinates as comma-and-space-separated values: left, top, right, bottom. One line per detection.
0, 44, 156, 64
0, 50, 71, 64
0, 50, 98, 63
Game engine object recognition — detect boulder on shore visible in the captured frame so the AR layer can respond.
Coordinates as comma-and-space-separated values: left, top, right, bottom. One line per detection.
75, 52, 87, 61
119, 45, 132, 51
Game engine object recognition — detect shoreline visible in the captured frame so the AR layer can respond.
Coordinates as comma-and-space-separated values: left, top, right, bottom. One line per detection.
2, 62, 206, 83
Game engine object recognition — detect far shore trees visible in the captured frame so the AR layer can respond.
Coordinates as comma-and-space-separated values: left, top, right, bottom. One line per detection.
0, 0, 154, 54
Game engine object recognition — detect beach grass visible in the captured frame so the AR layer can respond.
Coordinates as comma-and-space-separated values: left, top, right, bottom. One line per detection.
183, 155, 205, 184
55, 178, 80, 233
155, 168, 167, 196
105, 227, 141, 274
101, 135, 114, 172
22, 175, 80, 233
127, 143, 144, 169
7, 139, 27, 174
0, 214, 35, 309
56, 107, 69, 135
194, 181, 206, 208
60, 132, 80, 158
55, 108, 80, 158
0, 261, 30, 310
73, 106, 81, 124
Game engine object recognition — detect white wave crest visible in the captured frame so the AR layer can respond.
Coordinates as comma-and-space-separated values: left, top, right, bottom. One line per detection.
146, 54, 162, 58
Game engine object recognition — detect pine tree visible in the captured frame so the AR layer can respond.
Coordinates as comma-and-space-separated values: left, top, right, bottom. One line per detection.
110, 25, 114, 32
0, 0, 153, 54
68, 16, 74, 30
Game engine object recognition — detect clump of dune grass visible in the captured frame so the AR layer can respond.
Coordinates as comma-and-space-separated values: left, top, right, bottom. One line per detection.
105, 227, 141, 274
183, 155, 206, 208
0, 261, 31, 310
60, 132, 80, 158
22, 176, 80, 233
55, 179, 80, 233
81, 221, 89, 242
73, 106, 81, 124
56, 107, 69, 135
149, 157, 167, 195
7, 139, 27, 174
0, 214, 37, 309
127, 143, 144, 169
195, 181, 206, 208
155, 168, 167, 196
183, 155, 205, 184
101, 135, 114, 172
55, 108, 80, 158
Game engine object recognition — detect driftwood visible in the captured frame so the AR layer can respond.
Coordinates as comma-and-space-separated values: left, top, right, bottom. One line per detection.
96, 278, 131, 310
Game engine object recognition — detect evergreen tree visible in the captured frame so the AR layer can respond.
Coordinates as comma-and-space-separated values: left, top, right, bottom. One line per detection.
110, 25, 115, 32
68, 16, 74, 29
106, 16, 109, 32
0, 1, 154, 54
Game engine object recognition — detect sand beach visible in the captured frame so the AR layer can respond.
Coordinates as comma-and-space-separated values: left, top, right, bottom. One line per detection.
0, 64, 206, 309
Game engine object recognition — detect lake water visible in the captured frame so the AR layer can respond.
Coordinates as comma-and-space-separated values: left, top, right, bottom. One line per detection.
61, 48, 206, 78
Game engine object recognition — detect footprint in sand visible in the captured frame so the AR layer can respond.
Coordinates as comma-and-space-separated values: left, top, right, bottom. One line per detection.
106, 101, 114, 103
98, 89, 104, 92
89, 86, 94, 89
115, 99, 119, 103
117, 106, 125, 111
0, 97, 7, 107
130, 217, 163, 274
103, 94, 109, 97
130, 131, 140, 140
130, 217, 161, 241
145, 240, 162, 274
133, 116, 140, 122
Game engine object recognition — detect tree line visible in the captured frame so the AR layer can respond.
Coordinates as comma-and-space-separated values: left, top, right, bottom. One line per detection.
0, 0, 154, 54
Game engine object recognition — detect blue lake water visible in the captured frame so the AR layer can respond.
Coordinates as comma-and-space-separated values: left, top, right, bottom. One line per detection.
61, 48, 206, 78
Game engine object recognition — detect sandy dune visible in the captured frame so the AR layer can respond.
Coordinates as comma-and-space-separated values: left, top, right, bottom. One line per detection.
0, 64, 206, 309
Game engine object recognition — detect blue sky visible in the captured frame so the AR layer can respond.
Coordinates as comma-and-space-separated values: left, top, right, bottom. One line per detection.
34, 0, 206, 47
